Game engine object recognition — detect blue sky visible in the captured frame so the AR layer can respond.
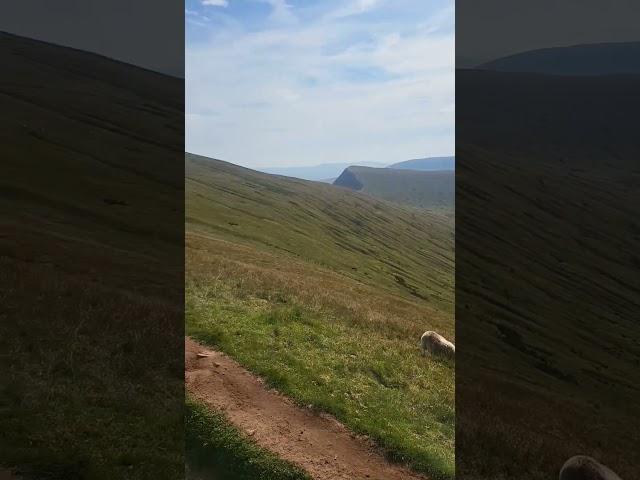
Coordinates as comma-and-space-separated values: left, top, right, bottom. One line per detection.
186, 0, 454, 168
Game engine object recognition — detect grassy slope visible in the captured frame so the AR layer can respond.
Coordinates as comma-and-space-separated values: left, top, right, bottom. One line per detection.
1, 33, 184, 479
187, 154, 454, 311
334, 166, 454, 212
456, 70, 640, 479
186, 154, 455, 478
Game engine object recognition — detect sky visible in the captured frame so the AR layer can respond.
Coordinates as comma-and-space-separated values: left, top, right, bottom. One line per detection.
456, 0, 640, 67
186, 0, 454, 169
0, 1, 184, 76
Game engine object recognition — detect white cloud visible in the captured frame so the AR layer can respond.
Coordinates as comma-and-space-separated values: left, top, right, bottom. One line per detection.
328, 0, 385, 19
258, 0, 297, 24
202, 0, 228, 7
186, 1, 454, 168
187, 7, 215, 27
353, 0, 384, 13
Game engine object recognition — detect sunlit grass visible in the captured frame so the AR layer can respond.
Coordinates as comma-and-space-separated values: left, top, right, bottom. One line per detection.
186, 277, 455, 479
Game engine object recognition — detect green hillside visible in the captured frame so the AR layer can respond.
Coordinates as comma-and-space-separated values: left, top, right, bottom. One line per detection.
187, 154, 454, 308
333, 165, 454, 211
185, 153, 455, 478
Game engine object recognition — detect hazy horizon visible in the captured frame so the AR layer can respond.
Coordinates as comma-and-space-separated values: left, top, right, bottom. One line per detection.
186, 0, 454, 169
186, 151, 455, 170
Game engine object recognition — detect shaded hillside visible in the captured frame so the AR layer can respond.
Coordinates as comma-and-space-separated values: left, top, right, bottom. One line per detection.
456, 69, 640, 479
480, 41, 640, 76
187, 154, 454, 308
334, 166, 454, 211
389, 156, 455, 171
1, 31, 184, 291
333, 167, 363, 190
1, 32, 183, 478
457, 69, 640, 168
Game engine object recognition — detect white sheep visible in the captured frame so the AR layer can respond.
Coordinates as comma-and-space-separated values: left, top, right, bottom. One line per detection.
560, 456, 622, 480
420, 331, 455, 359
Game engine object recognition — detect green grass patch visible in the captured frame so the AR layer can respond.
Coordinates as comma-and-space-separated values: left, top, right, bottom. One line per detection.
186, 280, 455, 479
186, 397, 311, 480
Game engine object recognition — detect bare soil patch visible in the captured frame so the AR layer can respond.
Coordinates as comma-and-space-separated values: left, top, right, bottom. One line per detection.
185, 337, 427, 480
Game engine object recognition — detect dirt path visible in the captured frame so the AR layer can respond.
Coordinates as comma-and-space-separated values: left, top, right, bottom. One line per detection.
185, 337, 427, 480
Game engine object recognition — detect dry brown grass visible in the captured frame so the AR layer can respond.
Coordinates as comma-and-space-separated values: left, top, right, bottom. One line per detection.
187, 232, 453, 341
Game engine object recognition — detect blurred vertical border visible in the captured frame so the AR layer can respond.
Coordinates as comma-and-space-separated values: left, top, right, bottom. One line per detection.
0, 2, 185, 479
456, 1, 640, 479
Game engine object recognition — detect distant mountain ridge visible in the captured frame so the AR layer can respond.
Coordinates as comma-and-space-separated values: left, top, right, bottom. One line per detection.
334, 166, 454, 211
260, 155, 455, 181
388, 156, 455, 171
260, 161, 385, 181
333, 167, 363, 190
480, 41, 640, 76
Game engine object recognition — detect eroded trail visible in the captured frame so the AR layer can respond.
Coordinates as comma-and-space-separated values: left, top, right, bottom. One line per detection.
185, 337, 427, 480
